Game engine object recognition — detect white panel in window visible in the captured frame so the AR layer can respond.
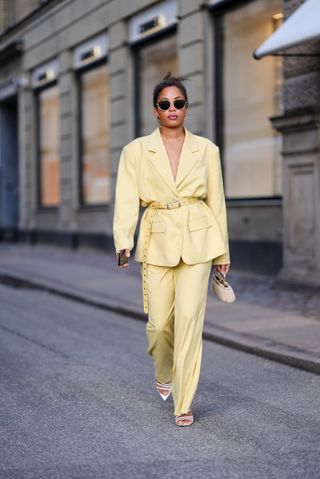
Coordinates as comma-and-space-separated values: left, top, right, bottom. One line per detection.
223, 0, 283, 198
139, 34, 178, 136
128, 0, 177, 44
39, 85, 60, 206
80, 63, 110, 205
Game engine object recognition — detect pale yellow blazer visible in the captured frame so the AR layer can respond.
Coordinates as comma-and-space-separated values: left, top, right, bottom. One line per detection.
113, 127, 230, 267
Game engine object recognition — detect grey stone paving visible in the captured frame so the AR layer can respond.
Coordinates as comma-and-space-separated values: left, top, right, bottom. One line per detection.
0, 282, 320, 479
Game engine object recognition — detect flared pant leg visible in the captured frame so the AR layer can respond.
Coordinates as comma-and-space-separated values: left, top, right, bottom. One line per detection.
145, 264, 175, 384
144, 259, 212, 416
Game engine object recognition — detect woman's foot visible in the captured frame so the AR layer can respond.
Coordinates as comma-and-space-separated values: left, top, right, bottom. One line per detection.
175, 410, 194, 427
155, 379, 172, 401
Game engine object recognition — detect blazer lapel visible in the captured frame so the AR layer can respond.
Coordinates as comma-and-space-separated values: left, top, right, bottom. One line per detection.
147, 128, 178, 196
175, 128, 200, 187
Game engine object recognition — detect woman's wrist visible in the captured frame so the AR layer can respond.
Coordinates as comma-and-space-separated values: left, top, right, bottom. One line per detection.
214, 263, 231, 275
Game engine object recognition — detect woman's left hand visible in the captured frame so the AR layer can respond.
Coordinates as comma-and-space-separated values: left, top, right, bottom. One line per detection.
215, 264, 230, 276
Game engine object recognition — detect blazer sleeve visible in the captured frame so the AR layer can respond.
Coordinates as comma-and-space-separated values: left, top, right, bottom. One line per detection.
206, 142, 231, 265
113, 144, 140, 253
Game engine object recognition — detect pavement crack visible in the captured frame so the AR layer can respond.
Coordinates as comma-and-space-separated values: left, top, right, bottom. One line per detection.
0, 323, 70, 359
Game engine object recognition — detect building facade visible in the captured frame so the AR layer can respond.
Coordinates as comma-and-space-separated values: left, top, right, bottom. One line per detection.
0, 0, 316, 280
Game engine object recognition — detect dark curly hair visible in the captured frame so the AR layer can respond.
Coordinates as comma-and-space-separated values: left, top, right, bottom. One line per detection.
153, 72, 189, 107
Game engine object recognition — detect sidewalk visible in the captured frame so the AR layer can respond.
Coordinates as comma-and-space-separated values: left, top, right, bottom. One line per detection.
0, 243, 320, 374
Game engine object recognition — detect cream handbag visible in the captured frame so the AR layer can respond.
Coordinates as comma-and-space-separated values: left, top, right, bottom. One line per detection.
212, 272, 236, 303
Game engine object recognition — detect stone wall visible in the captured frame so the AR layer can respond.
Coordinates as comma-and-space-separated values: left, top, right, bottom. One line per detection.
273, 0, 320, 286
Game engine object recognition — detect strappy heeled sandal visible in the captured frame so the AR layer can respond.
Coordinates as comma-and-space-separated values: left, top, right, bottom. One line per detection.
155, 379, 172, 401
175, 410, 194, 427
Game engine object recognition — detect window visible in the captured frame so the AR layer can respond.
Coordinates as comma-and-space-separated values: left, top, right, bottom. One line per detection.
0, 3, 5, 33
79, 63, 110, 205
1, 0, 15, 30
15, 0, 39, 23
38, 84, 60, 207
136, 34, 178, 136
221, 0, 283, 199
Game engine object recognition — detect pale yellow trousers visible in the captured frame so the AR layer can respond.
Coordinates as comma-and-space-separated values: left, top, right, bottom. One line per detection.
143, 259, 212, 416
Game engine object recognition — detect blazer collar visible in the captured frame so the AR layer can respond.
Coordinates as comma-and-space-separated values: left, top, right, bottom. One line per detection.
147, 127, 199, 154
147, 127, 200, 192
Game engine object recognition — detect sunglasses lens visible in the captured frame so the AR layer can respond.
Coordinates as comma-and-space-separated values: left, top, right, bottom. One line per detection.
158, 100, 170, 110
174, 99, 187, 109
157, 99, 187, 110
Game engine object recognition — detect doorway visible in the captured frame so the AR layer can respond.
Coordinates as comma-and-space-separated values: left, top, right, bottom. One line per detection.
0, 95, 19, 240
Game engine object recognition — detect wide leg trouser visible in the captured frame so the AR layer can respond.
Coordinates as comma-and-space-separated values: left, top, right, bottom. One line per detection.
143, 259, 212, 416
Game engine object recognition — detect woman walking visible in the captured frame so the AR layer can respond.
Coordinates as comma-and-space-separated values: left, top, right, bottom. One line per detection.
113, 73, 230, 426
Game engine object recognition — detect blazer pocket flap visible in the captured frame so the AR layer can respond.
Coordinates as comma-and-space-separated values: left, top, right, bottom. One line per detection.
151, 221, 166, 233
188, 215, 213, 232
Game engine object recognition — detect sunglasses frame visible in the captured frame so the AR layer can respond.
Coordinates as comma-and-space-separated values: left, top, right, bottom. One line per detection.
156, 99, 188, 111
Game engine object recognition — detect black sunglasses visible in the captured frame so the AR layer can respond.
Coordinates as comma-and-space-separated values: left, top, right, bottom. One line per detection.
156, 99, 187, 111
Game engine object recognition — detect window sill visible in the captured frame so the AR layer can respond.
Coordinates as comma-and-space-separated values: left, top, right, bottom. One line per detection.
226, 197, 282, 207
76, 203, 111, 212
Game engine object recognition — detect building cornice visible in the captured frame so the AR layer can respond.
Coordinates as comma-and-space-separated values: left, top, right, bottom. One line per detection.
0, 37, 23, 62
0, 0, 62, 44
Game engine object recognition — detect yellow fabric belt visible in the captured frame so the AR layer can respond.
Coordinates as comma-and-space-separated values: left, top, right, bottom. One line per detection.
142, 197, 203, 314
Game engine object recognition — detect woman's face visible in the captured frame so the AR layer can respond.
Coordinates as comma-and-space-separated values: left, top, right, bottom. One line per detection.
153, 86, 187, 128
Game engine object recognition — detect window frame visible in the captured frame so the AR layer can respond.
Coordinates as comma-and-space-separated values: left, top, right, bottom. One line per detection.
131, 26, 177, 138
210, 0, 282, 205
35, 80, 60, 210
76, 57, 110, 208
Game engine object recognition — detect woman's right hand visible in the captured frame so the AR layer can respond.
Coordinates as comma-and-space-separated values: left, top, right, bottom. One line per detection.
117, 249, 130, 268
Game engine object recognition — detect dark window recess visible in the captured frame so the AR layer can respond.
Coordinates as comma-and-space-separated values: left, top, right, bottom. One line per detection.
81, 49, 97, 62
140, 17, 160, 34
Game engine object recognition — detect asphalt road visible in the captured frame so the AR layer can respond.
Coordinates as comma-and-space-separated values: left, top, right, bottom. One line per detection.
0, 283, 319, 479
